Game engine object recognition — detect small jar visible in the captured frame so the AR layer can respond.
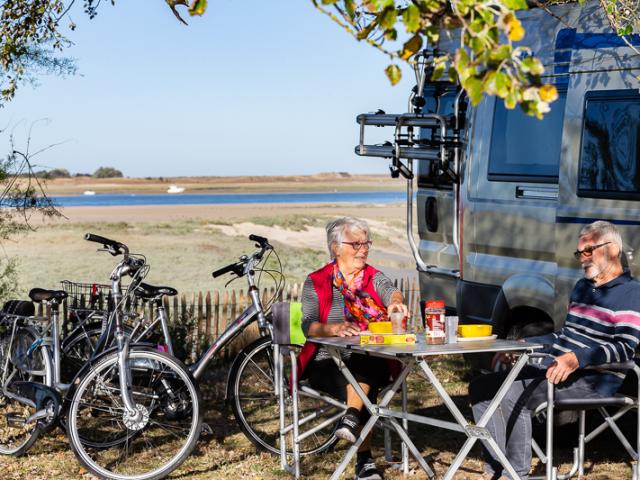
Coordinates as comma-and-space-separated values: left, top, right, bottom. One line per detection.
424, 300, 446, 345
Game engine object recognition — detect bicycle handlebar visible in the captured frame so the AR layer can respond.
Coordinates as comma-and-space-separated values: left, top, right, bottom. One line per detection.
249, 234, 269, 248
84, 233, 129, 256
211, 261, 245, 279
211, 235, 272, 279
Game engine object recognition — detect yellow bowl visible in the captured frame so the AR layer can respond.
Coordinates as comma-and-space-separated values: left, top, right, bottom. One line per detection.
457, 324, 492, 338
368, 321, 392, 334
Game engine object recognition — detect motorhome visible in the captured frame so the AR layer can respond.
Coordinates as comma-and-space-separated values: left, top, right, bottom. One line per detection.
356, 1, 640, 342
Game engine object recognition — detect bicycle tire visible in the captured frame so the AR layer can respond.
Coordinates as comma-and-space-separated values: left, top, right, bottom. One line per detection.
67, 349, 202, 480
0, 325, 50, 455
227, 336, 338, 456
61, 322, 136, 381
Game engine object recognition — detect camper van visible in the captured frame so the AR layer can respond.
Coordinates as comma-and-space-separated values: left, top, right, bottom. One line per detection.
356, 1, 640, 340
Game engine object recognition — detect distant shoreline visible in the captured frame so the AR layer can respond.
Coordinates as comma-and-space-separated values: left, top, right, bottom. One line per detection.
43, 172, 405, 195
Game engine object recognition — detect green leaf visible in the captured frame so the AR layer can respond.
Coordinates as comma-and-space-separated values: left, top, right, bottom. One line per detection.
402, 4, 421, 33
189, 0, 207, 16
424, 25, 440, 43
400, 34, 422, 60
500, 0, 528, 10
356, 22, 376, 40
431, 63, 445, 81
385, 28, 398, 41
504, 93, 517, 109
463, 76, 483, 105
385, 64, 402, 86
378, 6, 397, 30
521, 56, 544, 75
344, 0, 356, 20
321, 0, 339, 4
490, 44, 512, 62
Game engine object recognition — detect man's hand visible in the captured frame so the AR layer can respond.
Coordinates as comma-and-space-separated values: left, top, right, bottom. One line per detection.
330, 322, 362, 337
491, 352, 516, 370
546, 352, 579, 385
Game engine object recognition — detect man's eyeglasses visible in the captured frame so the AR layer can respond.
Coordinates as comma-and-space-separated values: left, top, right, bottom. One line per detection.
342, 241, 373, 252
573, 242, 610, 260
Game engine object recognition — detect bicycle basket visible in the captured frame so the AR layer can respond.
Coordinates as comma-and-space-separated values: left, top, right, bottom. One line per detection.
61, 280, 114, 312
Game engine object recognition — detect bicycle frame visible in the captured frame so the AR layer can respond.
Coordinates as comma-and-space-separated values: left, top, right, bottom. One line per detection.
191, 274, 271, 380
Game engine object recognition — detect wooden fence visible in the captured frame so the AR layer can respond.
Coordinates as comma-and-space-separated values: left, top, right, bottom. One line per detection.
42, 276, 421, 362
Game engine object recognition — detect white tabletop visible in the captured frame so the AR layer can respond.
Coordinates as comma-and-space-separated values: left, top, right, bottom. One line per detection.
308, 335, 543, 358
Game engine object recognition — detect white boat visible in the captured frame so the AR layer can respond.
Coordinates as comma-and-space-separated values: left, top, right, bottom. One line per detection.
83, 190, 96, 196
167, 185, 185, 194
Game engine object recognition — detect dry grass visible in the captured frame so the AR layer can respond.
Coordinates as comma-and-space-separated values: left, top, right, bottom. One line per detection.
0, 356, 635, 479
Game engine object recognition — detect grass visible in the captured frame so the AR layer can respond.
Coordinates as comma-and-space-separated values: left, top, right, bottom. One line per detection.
0, 354, 635, 479
1, 214, 412, 300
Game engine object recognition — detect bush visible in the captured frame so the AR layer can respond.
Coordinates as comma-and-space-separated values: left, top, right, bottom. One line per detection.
0, 257, 19, 303
93, 167, 123, 178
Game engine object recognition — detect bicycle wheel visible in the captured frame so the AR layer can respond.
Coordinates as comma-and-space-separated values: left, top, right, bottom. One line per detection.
62, 322, 137, 382
228, 336, 338, 456
67, 349, 201, 480
0, 326, 50, 455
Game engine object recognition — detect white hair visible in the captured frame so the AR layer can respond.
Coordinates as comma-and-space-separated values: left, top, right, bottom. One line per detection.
579, 220, 623, 258
325, 217, 371, 259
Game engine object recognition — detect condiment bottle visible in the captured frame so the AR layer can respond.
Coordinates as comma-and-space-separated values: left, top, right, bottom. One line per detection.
424, 300, 446, 345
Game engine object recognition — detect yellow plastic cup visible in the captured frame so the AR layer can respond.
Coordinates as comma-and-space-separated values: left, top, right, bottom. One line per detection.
368, 321, 393, 334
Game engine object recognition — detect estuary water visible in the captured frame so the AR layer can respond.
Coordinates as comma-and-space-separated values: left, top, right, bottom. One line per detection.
51, 191, 407, 207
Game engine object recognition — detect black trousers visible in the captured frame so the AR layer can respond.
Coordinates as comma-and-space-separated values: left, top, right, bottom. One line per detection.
306, 353, 390, 423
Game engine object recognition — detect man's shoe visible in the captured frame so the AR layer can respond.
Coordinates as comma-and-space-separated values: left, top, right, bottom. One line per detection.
335, 410, 359, 443
355, 458, 383, 480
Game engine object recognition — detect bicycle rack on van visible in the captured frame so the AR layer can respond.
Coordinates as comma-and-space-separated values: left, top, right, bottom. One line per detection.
355, 49, 466, 279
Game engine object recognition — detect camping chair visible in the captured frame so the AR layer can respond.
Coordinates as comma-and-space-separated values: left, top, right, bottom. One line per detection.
273, 302, 406, 478
530, 354, 640, 480
273, 301, 348, 478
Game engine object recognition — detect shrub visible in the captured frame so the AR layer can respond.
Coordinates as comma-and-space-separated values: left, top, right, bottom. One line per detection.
93, 167, 123, 178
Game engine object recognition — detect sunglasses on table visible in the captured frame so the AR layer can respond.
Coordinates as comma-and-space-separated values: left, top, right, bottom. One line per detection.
573, 242, 610, 260
342, 241, 373, 251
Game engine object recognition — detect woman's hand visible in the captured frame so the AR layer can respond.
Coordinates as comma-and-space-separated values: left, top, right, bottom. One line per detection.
387, 301, 409, 319
330, 322, 362, 337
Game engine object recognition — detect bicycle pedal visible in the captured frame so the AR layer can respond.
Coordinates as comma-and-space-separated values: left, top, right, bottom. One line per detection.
5, 413, 27, 427
201, 423, 213, 435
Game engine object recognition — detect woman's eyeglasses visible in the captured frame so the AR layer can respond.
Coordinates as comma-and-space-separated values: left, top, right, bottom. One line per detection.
573, 242, 610, 260
342, 241, 373, 251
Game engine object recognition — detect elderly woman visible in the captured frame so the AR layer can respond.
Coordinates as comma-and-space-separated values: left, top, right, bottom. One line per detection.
298, 217, 409, 480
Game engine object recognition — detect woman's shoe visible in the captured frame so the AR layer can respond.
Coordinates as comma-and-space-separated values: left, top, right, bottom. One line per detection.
355, 457, 383, 480
335, 409, 360, 443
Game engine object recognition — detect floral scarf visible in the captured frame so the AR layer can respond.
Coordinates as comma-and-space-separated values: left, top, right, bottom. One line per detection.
332, 262, 387, 330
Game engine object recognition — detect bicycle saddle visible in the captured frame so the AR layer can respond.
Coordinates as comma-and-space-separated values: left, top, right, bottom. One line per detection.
29, 288, 68, 303
134, 283, 178, 299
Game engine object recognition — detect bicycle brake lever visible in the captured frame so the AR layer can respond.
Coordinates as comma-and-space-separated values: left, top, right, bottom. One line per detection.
224, 276, 237, 289
96, 247, 116, 255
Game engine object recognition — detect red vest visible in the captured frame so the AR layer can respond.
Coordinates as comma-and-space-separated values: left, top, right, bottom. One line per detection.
296, 262, 383, 378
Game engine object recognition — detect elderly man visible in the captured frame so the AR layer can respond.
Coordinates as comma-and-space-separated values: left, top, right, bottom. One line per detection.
469, 220, 640, 480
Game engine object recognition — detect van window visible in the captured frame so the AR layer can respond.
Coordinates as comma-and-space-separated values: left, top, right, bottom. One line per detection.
577, 90, 640, 200
417, 86, 459, 189
487, 89, 567, 183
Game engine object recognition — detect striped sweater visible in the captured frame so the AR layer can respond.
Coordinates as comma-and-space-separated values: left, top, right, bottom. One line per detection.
527, 271, 640, 396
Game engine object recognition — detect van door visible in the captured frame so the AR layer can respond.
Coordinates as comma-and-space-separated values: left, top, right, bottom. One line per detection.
416, 86, 459, 308
555, 33, 640, 323
463, 85, 567, 331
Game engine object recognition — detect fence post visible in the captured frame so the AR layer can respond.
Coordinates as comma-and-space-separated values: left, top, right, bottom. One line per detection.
213, 290, 220, 338
205, 292, 212, 340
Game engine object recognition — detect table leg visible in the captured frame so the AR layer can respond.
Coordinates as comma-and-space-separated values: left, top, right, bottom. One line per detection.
326, 348, 433, 478
418, 352, 532, 480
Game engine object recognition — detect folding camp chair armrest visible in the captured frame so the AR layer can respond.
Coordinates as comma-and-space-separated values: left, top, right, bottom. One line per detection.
584, 360, 637, 373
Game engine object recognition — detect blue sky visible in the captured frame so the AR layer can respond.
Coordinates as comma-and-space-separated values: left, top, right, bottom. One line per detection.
3, 1, 413, 177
